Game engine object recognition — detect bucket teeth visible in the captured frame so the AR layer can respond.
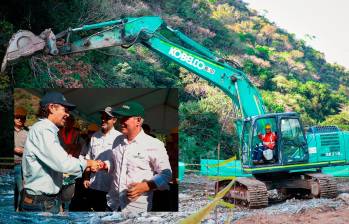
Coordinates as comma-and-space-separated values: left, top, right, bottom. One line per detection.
1, 30, 46, 72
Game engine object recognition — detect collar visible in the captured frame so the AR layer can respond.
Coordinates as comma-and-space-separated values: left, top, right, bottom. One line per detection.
14, 126, 24, 132
265, 132, 275, 135
42, 118, 59, 133
123, 129, 146, 145
101, 127, 117, 137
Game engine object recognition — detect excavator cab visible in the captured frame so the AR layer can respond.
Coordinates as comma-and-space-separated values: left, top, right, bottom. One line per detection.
240, 112, 309, 172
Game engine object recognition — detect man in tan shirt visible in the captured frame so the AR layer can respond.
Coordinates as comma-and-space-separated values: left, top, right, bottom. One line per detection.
14, 107, 28, 211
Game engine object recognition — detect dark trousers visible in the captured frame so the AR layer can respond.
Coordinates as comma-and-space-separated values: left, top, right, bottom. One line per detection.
20, 191, 61, 213
253, 145, 266, 161
87, 188, 107, 211
69, 178, 90, 211
151, 183, 178, 211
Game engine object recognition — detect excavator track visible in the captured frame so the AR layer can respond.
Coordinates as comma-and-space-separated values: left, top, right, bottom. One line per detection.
216, 177, 268, 208
237, 178, 268, 208
306, 173, 338, 198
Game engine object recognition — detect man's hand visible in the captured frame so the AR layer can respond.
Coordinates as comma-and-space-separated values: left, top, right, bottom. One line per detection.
127, 182, 151, 201
83, 180, 90, 189
97, 160, 108, 170
14, 147, 24, 155
86, 160, 108, 172
86, 160, 99, 172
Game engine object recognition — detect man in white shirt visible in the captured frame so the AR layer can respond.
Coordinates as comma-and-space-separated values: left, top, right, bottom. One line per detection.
107, 101, 172, 213
83, 106, 121, 211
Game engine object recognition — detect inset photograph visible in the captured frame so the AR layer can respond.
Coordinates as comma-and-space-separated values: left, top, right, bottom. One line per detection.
13, 88, 178, 213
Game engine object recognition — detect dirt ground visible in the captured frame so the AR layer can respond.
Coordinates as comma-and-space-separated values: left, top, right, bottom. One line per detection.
178, 173, 349, 224
235, 206, 349, 224
1, 170, 348, 223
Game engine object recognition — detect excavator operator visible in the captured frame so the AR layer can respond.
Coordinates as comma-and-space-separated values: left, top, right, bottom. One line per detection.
258, 124, 277, 150
253, 124, 278, 164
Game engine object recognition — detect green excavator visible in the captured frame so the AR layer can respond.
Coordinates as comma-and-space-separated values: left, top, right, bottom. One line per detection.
2, 16, 349, 208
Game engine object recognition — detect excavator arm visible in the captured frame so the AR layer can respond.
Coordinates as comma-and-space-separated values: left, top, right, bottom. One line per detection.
144, 31, 266, 119
2, 16, 265, 125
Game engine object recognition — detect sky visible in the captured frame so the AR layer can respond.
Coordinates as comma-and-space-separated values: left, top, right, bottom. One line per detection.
243, 0, 349, 69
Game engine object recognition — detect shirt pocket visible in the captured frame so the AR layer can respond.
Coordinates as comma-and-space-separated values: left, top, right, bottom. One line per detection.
127, 153, 149, 171
91, 141, 101, 149
104, 142, 114, 150
90, 141, 102, 159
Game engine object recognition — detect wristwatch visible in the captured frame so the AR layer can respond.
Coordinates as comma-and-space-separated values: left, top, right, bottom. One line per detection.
145, 180, 157, 190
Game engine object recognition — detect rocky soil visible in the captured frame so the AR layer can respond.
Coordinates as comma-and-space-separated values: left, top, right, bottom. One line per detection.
175, 173, 349, 224
1, 170, 349, 223
92, 173, 349, 223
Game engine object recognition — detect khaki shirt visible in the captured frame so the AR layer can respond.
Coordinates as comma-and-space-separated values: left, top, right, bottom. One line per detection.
14, 127, 28, 163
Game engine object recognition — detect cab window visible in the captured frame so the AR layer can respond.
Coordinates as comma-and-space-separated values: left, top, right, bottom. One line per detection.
280, 118, 308, 164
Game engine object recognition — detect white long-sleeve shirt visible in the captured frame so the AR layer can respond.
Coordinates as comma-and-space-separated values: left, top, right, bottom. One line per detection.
107, 129, 172, 212
85, 127, 122, 192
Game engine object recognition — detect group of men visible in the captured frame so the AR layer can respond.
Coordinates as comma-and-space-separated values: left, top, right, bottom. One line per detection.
14, 91, 173, 213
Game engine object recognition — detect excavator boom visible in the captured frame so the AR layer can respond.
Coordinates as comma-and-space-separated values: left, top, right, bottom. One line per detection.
1, 16, 266, 131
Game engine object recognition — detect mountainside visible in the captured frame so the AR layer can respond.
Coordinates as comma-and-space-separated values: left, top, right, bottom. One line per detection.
0, 0, 348, 163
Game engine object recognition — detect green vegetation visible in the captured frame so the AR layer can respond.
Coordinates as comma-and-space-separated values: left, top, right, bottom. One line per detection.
0, 0, 348, 162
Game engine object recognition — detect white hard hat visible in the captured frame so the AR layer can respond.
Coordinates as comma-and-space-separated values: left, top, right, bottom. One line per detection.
263, 149, 273, 160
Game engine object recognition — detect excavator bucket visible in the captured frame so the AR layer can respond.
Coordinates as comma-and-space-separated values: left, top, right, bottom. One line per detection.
1, 30, 46, 72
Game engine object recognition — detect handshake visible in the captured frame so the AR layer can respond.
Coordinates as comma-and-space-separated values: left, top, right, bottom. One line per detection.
86, 159, 108, 172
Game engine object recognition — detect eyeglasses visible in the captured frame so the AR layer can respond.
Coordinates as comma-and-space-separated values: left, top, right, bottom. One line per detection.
101, 114, 114, 121
15, 115, 26, 120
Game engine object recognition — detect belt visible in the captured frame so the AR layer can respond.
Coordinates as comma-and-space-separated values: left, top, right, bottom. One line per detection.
23, 191, 59, 204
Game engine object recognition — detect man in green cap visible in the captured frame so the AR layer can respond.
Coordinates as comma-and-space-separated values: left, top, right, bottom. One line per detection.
20, 91, 103, 213
107, 101, 172, 213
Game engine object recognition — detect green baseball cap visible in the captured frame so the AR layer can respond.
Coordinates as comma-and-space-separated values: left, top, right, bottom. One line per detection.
113, 101, 145, 118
